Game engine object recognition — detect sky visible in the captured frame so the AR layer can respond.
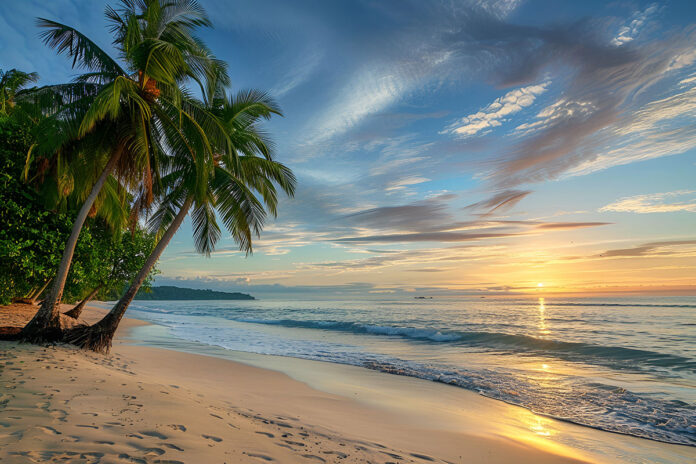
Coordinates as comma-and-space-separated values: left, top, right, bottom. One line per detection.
1, 0, 695, 298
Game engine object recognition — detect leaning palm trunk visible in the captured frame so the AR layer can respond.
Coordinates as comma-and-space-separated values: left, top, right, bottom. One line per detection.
28, 278, 53, 304
64, 284, 103, 319
19, 148, 123, 343
14, 278, 52, 305
64, 198, 192, 353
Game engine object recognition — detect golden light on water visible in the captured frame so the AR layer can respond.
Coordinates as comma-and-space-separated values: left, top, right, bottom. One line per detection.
529, 417, 552, 437
538, 297, 550, 337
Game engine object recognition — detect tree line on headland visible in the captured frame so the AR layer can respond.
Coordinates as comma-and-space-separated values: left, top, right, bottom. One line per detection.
0, 0, 295, 352
134, 286, 254, 301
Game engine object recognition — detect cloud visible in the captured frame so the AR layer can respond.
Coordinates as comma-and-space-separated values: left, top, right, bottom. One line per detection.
385, 176, 430, 192
334, 194, 611, 244
406, 268, 447, 272
464, 189, 531, 214
340, 194, 456, 232
611, 4, 659, 46
513, 98, 597, 136
599, 190, 696, 213
333, 231, 520, 244
535, 222, 610, 230
595, 240, 696, 259
553, 239, 696, 263
444, 81, 550, 137
271, 47, 323, 96
437, 10, 696, 186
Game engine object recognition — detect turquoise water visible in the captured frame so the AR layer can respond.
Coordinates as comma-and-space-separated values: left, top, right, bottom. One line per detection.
123, 296, 696, 446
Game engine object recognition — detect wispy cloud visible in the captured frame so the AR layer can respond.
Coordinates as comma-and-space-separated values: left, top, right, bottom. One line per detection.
611, 3, 659, 46
536, 222, 610, 230
333, 196, 609, 244
444, 82, 550, 137
271, 47, 323, 97
454, 13, 696, 186
464, 189, 531, 215
594, 240, 696, 259
385, 176, 430, 192
600, 190, 696, 214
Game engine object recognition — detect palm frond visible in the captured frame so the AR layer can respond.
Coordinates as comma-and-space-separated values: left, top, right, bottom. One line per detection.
36, 18, 126, 76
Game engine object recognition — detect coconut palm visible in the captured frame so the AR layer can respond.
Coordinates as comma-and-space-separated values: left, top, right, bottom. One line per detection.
0, 68, 38, 116
21, 0, 231, 342
64, 89, 296, 353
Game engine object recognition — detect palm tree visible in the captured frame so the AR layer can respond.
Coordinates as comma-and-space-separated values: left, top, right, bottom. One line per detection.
64, 89, 296, 353
21, 0, 231, 342
0, 68, 38, 116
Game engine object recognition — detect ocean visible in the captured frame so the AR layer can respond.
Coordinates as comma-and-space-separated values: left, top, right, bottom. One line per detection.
120, 296, 696, 447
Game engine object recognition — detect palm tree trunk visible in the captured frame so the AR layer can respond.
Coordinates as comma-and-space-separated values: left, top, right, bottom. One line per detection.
64, 198, 192, 353
28, 278, 52, 305
19, 146, 123, 343
64, 284, 103, 319
27, 280, 46, 299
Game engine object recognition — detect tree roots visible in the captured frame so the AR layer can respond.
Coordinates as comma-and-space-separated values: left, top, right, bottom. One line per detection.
62, 323, 115, 354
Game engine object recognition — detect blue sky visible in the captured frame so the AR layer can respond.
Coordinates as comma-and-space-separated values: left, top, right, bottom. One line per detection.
2, 0, 695, 298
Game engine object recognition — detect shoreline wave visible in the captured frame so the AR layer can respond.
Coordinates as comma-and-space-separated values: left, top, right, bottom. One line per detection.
232, 317, 696, 372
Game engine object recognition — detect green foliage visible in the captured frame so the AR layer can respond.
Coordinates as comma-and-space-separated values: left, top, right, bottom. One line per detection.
0, 119, 157, 305
0, 68, 38, 116
0, 119, 70, 304
134, 286, 253, 301
95, 228, 160, 300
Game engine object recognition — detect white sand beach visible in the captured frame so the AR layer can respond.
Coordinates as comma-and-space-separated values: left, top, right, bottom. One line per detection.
1, 305, 694, 463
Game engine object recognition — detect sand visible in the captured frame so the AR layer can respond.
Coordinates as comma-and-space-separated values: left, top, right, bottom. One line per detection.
0, 304, 679, 463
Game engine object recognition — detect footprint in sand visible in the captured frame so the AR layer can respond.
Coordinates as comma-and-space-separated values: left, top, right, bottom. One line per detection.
49, 409, 67, 421
283, 440, 306, 447
255, 431, 275, 438
202, 434, 222, 442
167, 424, 187, 432
35, 425, 62, 435
118, 453, 147, 464
302, 455, 326, 463
410, 453, 436, 461
247, 453, 274, 461
140, 430, 168, 439
143, 448, 165, 457
162, 443, 184, 452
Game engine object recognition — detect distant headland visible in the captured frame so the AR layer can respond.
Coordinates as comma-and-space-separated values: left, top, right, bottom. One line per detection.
135, 286, 255, 301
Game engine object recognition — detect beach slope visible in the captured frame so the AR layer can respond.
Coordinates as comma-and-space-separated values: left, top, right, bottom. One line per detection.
0, 305, 590, 463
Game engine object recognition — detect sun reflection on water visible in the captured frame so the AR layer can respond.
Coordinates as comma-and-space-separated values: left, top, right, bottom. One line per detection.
538, 297, 550, 337
529, 416, 552, 437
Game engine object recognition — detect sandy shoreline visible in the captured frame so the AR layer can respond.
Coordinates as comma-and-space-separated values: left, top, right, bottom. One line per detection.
1, 305, 693, 463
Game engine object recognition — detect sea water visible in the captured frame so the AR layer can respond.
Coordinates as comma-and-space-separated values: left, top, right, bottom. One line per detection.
122, 296, 696, 447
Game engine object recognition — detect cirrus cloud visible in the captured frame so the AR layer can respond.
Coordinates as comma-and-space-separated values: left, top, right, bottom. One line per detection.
444, 81, 550, 138
600, 190, 696, 214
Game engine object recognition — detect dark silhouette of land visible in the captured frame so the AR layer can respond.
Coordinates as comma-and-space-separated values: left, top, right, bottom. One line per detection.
135, 286, 255, 301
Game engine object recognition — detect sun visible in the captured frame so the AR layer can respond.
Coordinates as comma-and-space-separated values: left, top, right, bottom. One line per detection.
537, 283, 544, 288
